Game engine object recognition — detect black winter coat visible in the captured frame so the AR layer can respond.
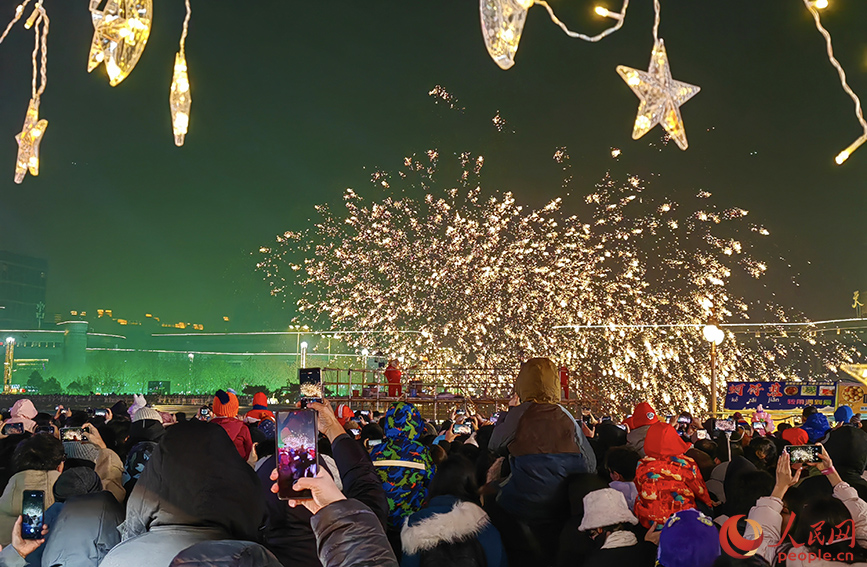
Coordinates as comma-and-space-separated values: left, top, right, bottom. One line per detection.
258, 433, 389, 567
311, 499, 398, 567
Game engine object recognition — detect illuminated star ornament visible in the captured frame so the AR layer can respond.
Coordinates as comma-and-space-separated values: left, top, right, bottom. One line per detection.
479, 0, 533, 70
617, 39, 700, 150
14, 93, 47, 184
87, 0, 153, 86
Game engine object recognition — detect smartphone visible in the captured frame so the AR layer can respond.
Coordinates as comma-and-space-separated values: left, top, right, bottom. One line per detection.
349, 428, 361, 437
93, 409, 107, 417
715, 419, 736, 432
490, 411, 503, 425
753, 422, 765, 430
367, 439, 383, 448
677, 416, 691, 424
200, 408, 211, 418
298, 368, 323, 407
34, 425, 54, 436
359, 410, 370, 417
2, 423, 24, 435
276, 410, 319, 500
21, 490, 43, 540
696, 430, 709, 440
454, 423, 472, 435
60, 427, 85, 442
788, 445, 822, 464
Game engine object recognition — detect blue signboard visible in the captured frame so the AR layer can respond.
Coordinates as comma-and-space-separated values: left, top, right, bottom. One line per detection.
724, 381, 837, 411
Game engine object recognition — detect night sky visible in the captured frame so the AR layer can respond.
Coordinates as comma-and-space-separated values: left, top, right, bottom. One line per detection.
0, 0, 864, 329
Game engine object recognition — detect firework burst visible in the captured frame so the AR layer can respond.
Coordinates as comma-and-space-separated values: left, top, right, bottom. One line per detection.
258, 152, 863, 416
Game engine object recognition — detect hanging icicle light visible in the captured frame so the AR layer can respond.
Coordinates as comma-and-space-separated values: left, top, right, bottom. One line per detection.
479, 0, 534, 70
169, 0, 192, 146
87, 0, 153, 86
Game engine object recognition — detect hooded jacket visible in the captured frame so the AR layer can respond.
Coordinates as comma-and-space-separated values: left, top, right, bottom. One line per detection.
489, 358, 596, 522
211, 416, 253, 460
244, 393, 275, 423
6, 399, 37, 434
40, 491, 124, 567
625, 402, 659, 458
100, 420, 266, 567
802, 412, 832, 443
400, 495, 508, 567
799, 425, 867, 502
634, 422, 712, 528
369, 402, 434, 531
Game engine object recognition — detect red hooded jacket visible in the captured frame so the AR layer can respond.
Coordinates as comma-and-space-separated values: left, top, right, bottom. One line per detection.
244, 392, 275, 422
634, 422, 712, 527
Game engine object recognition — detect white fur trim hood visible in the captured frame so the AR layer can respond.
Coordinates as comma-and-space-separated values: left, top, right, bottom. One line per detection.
400, 501, 490, 555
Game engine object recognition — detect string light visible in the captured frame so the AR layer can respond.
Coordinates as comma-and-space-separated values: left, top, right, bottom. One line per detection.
479, 0, 629, 69
800, 0, 867, 165
87, 0, 153, 86
0, 1, 49, 184
616, 1, 699, 150
169, 0, 192, 146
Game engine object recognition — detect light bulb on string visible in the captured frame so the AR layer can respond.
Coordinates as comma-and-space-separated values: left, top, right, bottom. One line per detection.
87, 0, 153, 86
169, 0, 192, 146
479, 0, 533, 70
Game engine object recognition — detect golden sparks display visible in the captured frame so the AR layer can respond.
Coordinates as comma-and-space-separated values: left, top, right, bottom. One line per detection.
257, 149, 864, 415
87, 0, 153, 86
617, 39, 700, 150
169, 0, 192, 146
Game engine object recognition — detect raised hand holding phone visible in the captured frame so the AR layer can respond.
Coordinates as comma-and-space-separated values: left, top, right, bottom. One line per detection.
12, 515, 46, 558
275, 410, 319, 500
270, 468, 345, 515
20, 490, 44, 541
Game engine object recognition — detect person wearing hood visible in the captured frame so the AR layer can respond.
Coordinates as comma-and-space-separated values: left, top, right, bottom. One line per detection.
244, 393, 275, 423
38, 467, 123, 567
100, 420, 266, 567
751, 404, 775, 436
5, 400, 38, 435
634, 422, 712, 528
625, 402, 659, 458
799, 417, 867, 502
577, 488, 651, 567
211, 390, 252, 460
781, 426, 810, 447
801, 412, 832, 444
489, 358, 597, 522
400, 455, 507, 567
168, 540, 283, 567
0, 435, 64, 547
369, 401, 434, 556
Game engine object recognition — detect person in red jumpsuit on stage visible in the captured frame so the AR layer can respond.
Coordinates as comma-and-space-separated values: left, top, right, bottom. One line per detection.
385, 359, 402, 397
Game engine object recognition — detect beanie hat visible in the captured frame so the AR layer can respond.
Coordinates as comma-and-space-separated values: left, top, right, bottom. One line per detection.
781, 427, 809, 446
133, 407, 163, 423
53, 467, 102, 502
578, 488, 638, 531
213, 389, 239, 417
630, 402, 659, 429
335, 404, 355, 427
63, 441, 101, 463
834, 405, 854, 424
657, 509, 720, 567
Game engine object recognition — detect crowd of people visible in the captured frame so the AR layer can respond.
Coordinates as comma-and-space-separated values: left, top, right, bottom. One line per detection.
0, 359, 862, 566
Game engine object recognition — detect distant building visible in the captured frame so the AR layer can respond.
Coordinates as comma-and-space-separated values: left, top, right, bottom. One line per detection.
0, 251, 47, 329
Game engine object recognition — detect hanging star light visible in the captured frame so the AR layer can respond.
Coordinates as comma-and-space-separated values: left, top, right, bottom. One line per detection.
479, 0, 533, 70
14, 98, 47, 184
169, 0, 192, 146
616, 39, 700, 150
87, 0, 152, 86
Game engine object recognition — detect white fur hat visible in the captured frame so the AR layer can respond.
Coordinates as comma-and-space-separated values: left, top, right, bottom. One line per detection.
578, 488, 638, 531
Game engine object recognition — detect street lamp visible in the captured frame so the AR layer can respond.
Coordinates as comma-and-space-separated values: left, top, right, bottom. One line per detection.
300, 341, 308, 368
702, 321, 725, 416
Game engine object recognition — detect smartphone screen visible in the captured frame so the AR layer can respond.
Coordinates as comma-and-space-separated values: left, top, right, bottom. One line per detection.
715, 419, 736, 432
94, 409, 107, 417
298, 368, 323, 405
21, 490, 43, 540
276, 410, 319, 500
60, 427, 84, 442
788, 445, 822, 464
2, 423, 24, 435
753, 422, 765, 430
454, 423, 472, 435
696, 430, 708, 440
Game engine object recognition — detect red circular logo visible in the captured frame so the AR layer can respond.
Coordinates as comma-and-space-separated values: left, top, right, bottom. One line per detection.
720, 515, 764, 558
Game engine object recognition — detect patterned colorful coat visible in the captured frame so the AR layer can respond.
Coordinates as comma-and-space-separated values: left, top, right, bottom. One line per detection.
633, 422, 712, 528
369, 402, 434, 530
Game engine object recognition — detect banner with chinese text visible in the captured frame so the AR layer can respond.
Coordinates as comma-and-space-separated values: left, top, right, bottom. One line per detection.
724, 381, 837, 411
